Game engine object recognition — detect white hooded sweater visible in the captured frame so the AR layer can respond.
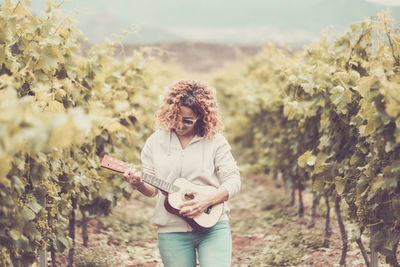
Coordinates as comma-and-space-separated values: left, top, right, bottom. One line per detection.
140, 129, 241, 233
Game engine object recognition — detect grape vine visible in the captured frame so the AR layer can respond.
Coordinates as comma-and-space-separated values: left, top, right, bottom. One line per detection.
214, 10, 400, 266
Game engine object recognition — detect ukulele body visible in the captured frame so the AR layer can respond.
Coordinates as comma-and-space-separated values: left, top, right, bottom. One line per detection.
164, 178, 224, 231
100, 155, 224, 231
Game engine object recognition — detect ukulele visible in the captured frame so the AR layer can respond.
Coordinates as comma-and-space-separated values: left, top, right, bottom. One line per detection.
100, 155, 224, 231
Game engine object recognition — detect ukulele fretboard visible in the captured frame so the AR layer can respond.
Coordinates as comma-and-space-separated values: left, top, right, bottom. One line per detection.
101, 155, 180, 194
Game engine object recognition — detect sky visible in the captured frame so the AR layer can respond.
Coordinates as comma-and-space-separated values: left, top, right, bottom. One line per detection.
15, 0, 400, 45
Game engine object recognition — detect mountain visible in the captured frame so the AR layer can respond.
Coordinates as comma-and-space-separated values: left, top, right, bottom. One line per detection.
24, 0, 400, 45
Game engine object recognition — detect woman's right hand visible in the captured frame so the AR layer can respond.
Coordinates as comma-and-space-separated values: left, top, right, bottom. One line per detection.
123, 165, 143, 187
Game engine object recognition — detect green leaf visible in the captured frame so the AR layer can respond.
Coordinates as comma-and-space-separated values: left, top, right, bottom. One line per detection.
9, 228, 22, 240
312, 178, 324, 192
21, 207, 36, 221
371, 175, 385, 194
12, 176, 25, 194
28, 199, 42, 214
314, 153, 328, 174
16, 235, 29, 251
335, 176, 345, 195
350, 224, 361, 242
57, 236, 69, 250
392, 198, 400, 220
74, 175, 92, 187
371, 229, 386, 251
298, 151, 313, 168
23, 222, 39, 238
307, 155, 316, 166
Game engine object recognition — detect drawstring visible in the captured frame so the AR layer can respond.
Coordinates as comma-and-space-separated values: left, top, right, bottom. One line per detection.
168, 130, 172, 156
168, 129, 205, 172
202, 139, 206, 173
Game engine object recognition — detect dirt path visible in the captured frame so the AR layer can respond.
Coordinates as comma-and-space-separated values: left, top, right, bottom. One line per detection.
49, 172, 393, 267
228, 173, 391, 266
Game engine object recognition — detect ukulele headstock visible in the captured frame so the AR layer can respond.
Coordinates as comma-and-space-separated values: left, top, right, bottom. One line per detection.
101, 155, 130, 173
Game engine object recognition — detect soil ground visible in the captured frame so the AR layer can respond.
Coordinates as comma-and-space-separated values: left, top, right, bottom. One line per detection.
40, 172, 396, 267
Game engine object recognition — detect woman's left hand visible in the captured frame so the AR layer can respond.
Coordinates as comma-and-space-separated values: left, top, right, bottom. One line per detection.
178, 190, 212, 219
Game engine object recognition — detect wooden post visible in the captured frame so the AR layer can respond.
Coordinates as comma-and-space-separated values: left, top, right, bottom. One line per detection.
40, 197, 48, 267
39, 246, 47, 267
371, 249, 378, 267
370, 226, 378, 267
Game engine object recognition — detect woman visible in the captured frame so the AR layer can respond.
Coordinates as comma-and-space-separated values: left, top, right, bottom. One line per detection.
123, 80, 241, 267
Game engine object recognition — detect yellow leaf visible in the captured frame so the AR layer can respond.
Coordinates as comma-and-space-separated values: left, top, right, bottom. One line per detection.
350, 154, 358, 166
40, 46, 60, 72
2, 0, 30, 17
0, 44, 5, 62
103, 120, 124, 133
357, 76, 375, 98
45, 101, 65, 113
99, 179, 108, 195
0, 155, 12, 187
32, 84, 52, 102
386, 98, 400, 118
49, 117, 76, 148
13, 0, 31, 18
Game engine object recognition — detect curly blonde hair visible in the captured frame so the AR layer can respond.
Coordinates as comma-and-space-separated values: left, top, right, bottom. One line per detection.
156, 80, 223, 139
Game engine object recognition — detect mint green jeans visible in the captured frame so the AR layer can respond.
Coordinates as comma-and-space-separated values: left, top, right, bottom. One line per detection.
158, 221, 232, 267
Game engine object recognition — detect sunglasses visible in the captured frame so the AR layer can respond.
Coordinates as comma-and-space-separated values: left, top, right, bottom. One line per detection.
182, 118, 198, 126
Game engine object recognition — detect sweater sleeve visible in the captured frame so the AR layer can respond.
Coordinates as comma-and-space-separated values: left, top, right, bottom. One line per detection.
141, 135, 159, 197
214, 135, 241, 200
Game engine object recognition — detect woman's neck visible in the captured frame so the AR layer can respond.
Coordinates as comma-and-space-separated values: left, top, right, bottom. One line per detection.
175, 130, 196, 149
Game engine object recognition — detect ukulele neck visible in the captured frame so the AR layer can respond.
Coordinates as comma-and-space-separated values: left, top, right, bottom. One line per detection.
100, 155, 179, 194
137, 169, 180, 194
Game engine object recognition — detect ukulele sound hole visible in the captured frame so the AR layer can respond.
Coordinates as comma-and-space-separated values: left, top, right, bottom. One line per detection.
184, 193, 195, 201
